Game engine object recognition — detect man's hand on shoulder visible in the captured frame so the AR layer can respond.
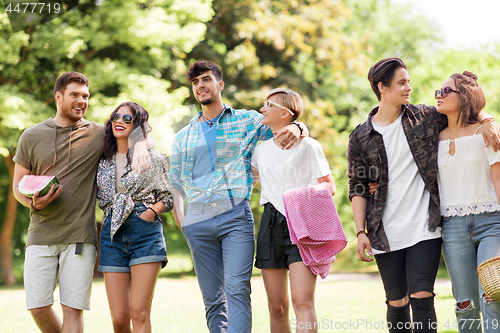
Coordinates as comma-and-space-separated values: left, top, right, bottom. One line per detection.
274, 122, 308, 150
481, 118, 500, 152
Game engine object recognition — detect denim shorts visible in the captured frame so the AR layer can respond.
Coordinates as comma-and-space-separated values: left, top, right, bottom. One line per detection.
98, 203, 167, 273
255, 203, 302, 269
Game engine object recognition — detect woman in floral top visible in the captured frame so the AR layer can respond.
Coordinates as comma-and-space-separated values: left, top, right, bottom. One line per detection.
97, 101, 173, 332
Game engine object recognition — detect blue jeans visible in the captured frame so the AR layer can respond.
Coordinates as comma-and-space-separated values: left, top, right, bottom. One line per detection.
442, 211, 500, 333
182, 199, 255, 333
98, 203, 167, 272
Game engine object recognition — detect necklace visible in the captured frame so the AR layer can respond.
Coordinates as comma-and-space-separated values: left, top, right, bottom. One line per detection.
199, 106, 225, 127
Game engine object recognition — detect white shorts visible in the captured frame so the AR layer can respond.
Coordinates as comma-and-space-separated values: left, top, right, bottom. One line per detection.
24, 243, 96, 310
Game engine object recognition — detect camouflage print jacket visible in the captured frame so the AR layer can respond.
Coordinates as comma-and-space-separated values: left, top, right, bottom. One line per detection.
347, 104, 447, 252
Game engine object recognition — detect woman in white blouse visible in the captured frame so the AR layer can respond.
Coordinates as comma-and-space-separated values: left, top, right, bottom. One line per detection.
436, 71, 500, 332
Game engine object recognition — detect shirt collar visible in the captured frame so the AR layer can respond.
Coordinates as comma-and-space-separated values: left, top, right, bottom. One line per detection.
364, 104, 409, 135
189, 104, 232, 127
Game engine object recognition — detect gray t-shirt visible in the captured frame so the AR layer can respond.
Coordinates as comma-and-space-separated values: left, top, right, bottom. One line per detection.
115, 152, 127, 194
13, 118, 104, 247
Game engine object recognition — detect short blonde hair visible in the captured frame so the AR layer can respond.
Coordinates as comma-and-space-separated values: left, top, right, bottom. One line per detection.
266, 88, 303, 121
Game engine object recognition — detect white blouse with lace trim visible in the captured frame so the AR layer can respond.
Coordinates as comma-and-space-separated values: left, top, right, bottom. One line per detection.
438, 133, 500, 217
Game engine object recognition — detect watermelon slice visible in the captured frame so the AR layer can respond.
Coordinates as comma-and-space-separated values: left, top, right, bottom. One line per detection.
18, 175, 60, 198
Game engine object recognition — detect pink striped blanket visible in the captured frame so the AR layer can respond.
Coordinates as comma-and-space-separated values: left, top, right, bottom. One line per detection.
283, 182, 347, 279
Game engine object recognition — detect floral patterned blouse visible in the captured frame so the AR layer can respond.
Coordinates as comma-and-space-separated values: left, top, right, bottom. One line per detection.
97, 149, 174, 240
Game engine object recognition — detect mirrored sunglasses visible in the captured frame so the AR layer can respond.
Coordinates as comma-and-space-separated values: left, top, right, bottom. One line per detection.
111, 113, 133, 124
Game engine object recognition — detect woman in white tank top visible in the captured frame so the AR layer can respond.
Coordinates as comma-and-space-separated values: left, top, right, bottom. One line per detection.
436, 71, 500, 333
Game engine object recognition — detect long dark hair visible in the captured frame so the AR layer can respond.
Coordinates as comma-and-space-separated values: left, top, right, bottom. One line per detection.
103, 102, 150, 162
449, 71, 486, 126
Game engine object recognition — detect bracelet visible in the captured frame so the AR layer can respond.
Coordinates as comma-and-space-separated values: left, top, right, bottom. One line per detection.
147, 207, 158, 218
481, 117, 494, 124
290, 121, 303, 136
31, 201, 41, 212
356, 230, 367, 237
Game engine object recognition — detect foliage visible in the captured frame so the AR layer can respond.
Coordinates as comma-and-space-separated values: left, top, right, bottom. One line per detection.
1, 0, 500, 281
0, 0, 214, 282
183, 0, 446, 239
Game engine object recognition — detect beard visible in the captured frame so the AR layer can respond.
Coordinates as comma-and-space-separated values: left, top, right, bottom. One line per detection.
200, 97, 217, 105
196, 91, 218, 106
60, 101, 86, 123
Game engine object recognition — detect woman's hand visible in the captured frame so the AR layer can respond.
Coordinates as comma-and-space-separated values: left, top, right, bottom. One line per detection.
139, 208, 156, 221
368, 182, 377, 195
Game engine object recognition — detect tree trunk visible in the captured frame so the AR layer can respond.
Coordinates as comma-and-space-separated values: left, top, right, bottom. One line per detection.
1, 153, 18, 285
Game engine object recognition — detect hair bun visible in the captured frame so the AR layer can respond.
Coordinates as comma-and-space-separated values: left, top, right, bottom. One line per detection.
463, 71, 478, 81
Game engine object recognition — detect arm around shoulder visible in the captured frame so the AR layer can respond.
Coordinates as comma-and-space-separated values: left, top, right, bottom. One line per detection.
478, 111, 500, 152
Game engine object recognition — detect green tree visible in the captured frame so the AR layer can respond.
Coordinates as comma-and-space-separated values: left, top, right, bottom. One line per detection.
182, 0, 442, 242
0, 0, 213, 284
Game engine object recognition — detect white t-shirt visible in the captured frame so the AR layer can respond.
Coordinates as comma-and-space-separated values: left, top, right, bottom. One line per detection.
438, 134, 500, 217
251, 137, 332, 216
371, 114, 441, 254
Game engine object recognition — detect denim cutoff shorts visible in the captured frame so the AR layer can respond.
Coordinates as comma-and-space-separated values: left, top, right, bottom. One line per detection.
98, 203, 167, 273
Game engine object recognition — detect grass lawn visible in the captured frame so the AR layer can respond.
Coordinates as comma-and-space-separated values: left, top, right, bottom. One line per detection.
0, 271, 460, 332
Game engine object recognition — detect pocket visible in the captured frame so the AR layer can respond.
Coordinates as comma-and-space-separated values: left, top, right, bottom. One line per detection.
256, 220, 271, 260
101, 216, 110, 228
243, 204, 255, 224
134, 211, 160, 223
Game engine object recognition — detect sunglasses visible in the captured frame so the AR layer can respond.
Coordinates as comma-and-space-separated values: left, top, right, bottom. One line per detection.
263, 100, 295, 116
435, 87, 459, 99
111, 113, 133, 124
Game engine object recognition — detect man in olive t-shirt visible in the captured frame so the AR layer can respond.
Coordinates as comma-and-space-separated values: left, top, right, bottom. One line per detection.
12, 72, 101, 333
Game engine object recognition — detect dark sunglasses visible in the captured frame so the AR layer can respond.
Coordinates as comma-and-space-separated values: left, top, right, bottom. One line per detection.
111, 113, 133, 124
435, 87, 459, 99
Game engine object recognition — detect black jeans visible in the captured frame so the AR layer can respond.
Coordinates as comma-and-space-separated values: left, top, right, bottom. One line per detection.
375, 238, 442, 333
375, 238, 442, 300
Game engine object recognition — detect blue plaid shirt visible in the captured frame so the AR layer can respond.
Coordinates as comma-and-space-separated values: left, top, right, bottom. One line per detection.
170, 105, 272, 203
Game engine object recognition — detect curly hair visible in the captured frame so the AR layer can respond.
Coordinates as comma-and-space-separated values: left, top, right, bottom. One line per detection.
103, 102, 150, 162
186, 60, 223, 82
449, 71, 486, 126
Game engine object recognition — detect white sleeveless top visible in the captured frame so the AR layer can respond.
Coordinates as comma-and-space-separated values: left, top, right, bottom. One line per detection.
438, 127, 500, 217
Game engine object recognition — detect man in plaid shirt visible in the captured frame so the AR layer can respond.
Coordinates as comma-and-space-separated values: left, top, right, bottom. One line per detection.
170, 60, 306, 333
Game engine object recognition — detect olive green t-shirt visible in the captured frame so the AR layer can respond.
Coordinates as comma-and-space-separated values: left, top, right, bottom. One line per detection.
13, 118, 104, 247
